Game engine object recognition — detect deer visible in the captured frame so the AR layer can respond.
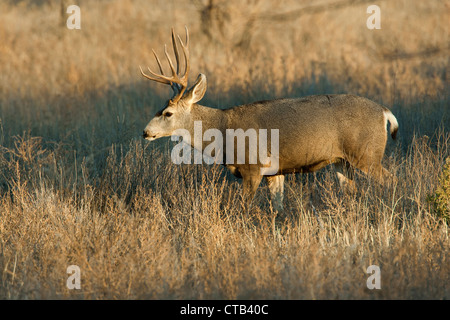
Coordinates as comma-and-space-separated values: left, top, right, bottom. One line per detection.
140, 27, 399, 213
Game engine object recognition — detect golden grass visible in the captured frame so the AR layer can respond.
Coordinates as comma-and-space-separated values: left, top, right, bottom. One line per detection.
0, 0, 449, 299
0, 134, 449, 299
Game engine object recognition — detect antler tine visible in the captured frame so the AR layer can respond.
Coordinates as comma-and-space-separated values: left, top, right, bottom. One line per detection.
171, 28, 180, 75
184, 25, 190, 49
143, 65, 180, 85
177, 26, 190, 82
164, 44, 178, 80
152, 49, 165, 75
139, 66, 171, 85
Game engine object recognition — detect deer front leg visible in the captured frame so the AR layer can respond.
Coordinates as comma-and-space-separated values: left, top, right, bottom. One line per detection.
241, 173, 263, 218
266, 175, 285, 212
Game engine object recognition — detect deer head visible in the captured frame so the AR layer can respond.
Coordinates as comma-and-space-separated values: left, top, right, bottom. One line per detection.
141, 27, 207, 141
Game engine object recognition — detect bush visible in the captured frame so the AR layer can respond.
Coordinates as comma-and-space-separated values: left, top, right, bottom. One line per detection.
427, 157, 450, 223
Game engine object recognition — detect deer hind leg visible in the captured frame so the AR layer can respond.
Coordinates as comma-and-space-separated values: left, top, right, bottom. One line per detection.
351, 154, 395, 187
334, 159, 356, 193
365, 164, 395, 185
266, 175, 285, 212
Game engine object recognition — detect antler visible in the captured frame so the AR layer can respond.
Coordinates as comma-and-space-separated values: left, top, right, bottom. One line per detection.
140, 26, 190, 103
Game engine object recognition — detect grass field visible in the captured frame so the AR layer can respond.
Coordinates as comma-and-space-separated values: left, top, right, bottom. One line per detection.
0, 0, 449, 299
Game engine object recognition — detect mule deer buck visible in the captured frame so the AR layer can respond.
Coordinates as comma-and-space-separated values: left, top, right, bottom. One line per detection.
141, 27, 398, 212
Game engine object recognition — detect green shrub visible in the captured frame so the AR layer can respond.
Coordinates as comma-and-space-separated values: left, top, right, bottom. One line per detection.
427, 157, 450, 223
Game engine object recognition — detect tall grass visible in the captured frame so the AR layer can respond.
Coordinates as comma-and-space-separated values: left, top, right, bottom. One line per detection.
0, 130, 448, 299
0, 0, 448, 299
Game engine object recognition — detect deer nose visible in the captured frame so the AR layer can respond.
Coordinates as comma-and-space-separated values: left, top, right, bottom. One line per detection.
143, 130, 149, 139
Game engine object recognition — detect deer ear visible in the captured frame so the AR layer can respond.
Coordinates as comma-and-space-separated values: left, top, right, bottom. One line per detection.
184, 74, 207, 105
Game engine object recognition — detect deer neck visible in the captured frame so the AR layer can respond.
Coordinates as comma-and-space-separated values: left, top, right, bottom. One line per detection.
184, 103, 227, 152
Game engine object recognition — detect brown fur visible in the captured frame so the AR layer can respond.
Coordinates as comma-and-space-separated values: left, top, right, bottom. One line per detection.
173, 94, 398, 209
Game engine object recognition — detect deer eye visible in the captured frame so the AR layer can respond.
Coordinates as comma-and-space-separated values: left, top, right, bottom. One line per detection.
164, 112, 173, 118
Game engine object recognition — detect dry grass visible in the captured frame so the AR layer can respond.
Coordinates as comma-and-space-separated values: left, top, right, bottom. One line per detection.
0, 0, 449, 299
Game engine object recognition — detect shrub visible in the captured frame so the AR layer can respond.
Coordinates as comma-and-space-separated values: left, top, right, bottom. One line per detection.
427, 157, 450, 223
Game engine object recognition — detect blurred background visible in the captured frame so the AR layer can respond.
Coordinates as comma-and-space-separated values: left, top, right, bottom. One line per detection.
0, 0, 447, 146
